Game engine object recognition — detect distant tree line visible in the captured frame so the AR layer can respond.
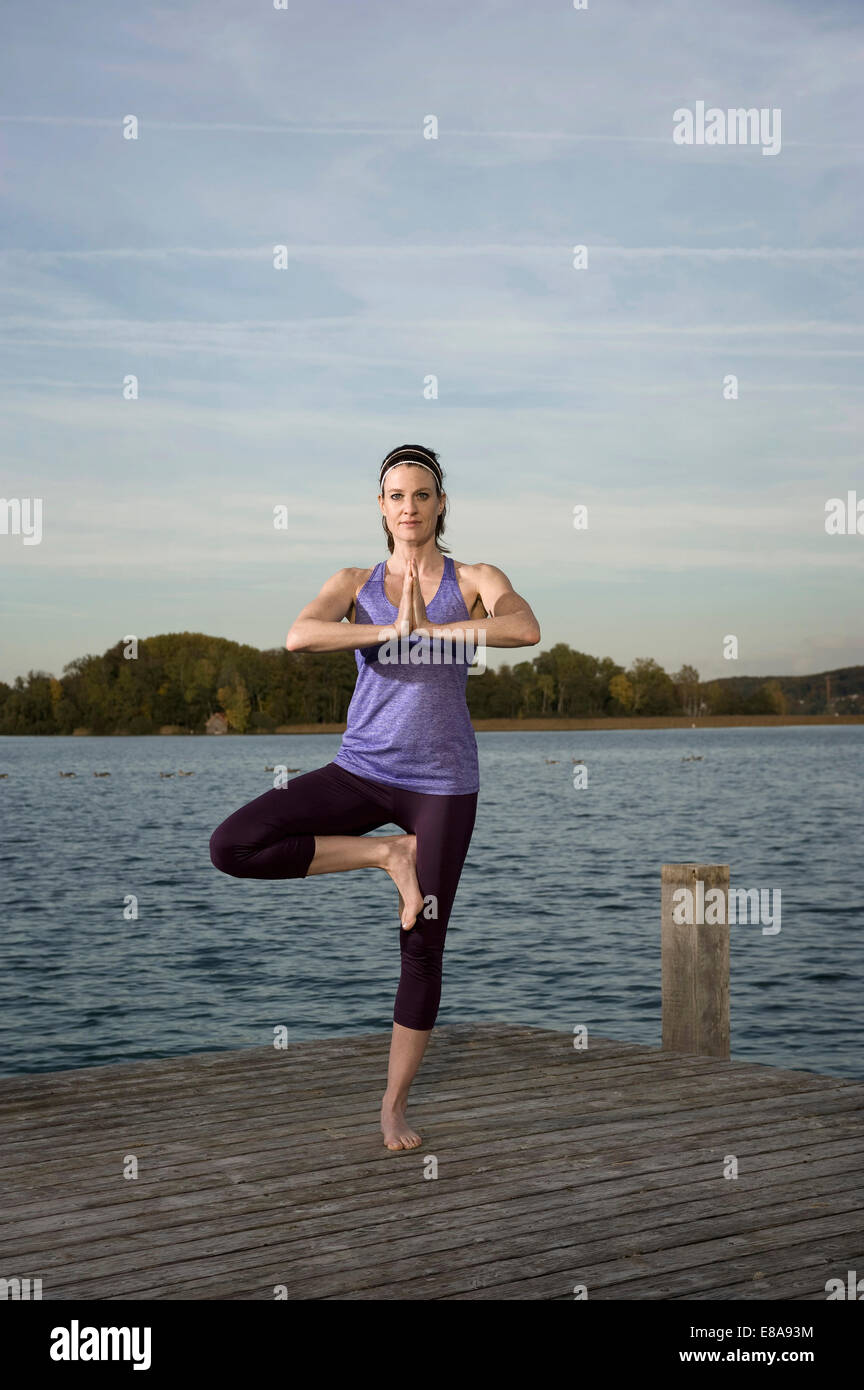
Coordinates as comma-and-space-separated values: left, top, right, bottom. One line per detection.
0, 633, 860, 734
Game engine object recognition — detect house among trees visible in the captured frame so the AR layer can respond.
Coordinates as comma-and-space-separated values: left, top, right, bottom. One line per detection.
205, 712, 229, 735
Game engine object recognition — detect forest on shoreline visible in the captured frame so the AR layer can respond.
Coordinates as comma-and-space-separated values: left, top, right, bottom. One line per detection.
0, 632, 861, 735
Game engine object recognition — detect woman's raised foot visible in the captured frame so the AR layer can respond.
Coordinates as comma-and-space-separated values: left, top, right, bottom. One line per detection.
382, 834, 424, 930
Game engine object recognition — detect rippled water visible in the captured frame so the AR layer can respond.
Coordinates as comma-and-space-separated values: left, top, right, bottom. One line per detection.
0, 727, 861, 1079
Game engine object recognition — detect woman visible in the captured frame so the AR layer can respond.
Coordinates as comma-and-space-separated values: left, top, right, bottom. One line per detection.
209, 444, 540, 1150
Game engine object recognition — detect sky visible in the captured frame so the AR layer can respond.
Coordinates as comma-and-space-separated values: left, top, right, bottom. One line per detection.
1, 0, 862, 685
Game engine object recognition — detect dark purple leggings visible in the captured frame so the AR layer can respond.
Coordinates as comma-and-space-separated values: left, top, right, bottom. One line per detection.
208, 760, 477, 1031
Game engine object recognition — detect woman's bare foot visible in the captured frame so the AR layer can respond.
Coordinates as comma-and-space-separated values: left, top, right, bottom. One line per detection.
381, 834, 424, 930
381, 1095, 422, 1150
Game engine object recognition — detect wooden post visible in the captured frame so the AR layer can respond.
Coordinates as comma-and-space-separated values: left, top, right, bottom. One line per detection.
661, 863, 730, 1059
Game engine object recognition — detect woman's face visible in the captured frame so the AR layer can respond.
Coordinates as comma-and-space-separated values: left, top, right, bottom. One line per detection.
379, 464, 443, 544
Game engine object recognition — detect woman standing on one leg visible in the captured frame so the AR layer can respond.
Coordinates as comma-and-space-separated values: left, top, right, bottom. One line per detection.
209, 444, 540, 1150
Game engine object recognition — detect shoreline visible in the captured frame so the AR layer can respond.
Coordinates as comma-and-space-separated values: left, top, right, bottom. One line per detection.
12, 714, 860, 736
468, 714, 864, 732
270, 715, 864, 734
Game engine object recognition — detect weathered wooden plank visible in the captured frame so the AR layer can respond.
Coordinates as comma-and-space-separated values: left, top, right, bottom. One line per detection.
1, 1025, 860, 1301
380, 1208, 864, 1303
2, 1103, 859, 1251
2, 1037, 856, 1150
3, 1022, 830, 1120
3, 1129, 861, 1265
1, 1057, 850, 1181
12, 1155, 862, 1292
0, 1049, 775, 1145
0, 1022, 613, 1093
5, 1098, 858, 1237
548, 1237, 864, 1301
2, 1074, 858, 1207
678, 1252, 864, 1301
0, 1035, 708, 1126
97, 1197, 864, 1303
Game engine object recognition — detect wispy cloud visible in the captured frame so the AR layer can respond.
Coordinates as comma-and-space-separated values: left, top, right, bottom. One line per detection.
2, 244, 864, 262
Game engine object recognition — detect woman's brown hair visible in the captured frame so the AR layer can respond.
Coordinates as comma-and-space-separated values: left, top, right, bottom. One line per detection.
378, 445, 449, 554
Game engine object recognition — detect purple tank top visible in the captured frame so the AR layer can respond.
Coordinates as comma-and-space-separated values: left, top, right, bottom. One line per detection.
333, 555, 480, 795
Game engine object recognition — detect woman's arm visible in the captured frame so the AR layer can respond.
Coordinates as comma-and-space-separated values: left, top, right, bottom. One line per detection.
422, 563, 541, 649
288, 562, 540, 653
286, 565, 415, 653
286, 568, 386, 652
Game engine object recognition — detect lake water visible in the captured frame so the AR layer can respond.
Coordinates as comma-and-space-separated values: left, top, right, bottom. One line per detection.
0, 727, 861, 1080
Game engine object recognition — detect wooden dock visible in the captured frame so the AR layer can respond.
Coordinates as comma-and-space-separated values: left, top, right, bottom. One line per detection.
1, 1022, 862, 1300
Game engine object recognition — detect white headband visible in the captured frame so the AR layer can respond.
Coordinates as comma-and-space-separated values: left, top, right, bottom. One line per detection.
379, 459, 441, 490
